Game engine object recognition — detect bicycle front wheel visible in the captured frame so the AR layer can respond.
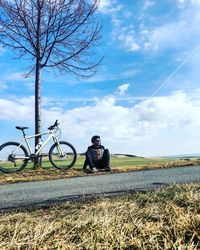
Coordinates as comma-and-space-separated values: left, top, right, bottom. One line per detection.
0, 142, 29, 173
49, 141, 77, 170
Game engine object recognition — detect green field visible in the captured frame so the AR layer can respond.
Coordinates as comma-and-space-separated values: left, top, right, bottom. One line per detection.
0, 155, 198, 171
39, 155, 185, 169
38, 155, 199, 171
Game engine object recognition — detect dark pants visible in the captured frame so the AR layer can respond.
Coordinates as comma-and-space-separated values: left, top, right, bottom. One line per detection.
83, 149, 110, 170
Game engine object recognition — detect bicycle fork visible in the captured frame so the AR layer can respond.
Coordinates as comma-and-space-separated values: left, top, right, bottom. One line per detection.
53, 138, 65, 157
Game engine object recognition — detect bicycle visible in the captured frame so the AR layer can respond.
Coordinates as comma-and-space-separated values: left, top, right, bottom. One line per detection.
0, 120, 77, 173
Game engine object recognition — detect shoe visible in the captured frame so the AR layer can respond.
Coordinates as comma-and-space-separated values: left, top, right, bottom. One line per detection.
90, 167, 98, 173
105, 167, 111, 172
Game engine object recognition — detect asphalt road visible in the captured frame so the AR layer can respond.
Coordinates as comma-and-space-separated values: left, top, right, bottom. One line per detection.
0, 165, 199, 211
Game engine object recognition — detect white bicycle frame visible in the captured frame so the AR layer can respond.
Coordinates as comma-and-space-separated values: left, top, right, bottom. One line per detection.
15, 128, 64, 159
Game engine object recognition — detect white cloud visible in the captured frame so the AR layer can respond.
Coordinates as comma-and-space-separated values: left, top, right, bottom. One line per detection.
123, 36, 140, 51
86, 68, 139, 83
143, 0, 155, 10
145, 21, 197, 52
141, 1, 200, 52
98, 0, 122, 14
6, 72, 33, 81
0, 71, 34, 91
98, 0, 112, 9
178, 0, 185, 3
0, 96, 34, 120
97, 0, 200, 56
115, 84, 130, 96
113, 26, 141, 52
191, 0, 200, 6
0, 82, 7, 90
42, 90, 200, 156
0, 46, 5, 55
109, 1, 200, 53
1, 89, 200, 156
123, 11, 132, 18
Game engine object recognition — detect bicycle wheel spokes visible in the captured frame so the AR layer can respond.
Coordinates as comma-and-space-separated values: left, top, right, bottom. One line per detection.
49, 141, 77, 170
0, 142, 29, 173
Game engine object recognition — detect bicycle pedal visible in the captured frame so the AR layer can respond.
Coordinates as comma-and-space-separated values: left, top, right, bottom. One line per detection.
30, 154, 36, 161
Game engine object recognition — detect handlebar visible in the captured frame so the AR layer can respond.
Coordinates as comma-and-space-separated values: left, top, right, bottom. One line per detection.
48, 120, 59, 130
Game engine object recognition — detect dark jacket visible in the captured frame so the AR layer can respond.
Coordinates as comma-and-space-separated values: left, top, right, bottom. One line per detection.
85, 145, 105, 162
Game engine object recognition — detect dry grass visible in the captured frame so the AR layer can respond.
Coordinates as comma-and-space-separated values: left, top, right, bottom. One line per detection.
0, 183, 199, 249
0, 168, 86, 185
0, 158, 199, 185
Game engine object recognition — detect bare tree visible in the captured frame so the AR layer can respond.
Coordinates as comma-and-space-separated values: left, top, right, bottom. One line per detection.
0, 0, 102, 167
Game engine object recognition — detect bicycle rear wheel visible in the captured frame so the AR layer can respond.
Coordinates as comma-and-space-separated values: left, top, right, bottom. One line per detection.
0, 142, 29, 173
49, 141, 77, 170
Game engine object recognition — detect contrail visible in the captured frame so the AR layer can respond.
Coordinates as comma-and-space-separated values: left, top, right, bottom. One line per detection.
150, 45, 200, 98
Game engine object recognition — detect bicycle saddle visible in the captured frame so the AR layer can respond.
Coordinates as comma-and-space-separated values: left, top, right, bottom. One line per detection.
16, 126, 29, 131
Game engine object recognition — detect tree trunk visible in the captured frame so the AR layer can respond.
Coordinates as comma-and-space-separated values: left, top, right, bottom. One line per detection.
34, 58, 42, 168
34, 0, 42, 169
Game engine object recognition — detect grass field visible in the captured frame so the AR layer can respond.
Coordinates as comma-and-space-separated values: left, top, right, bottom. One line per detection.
0, 155, 200, 184
0, 183, 199, 249
37, 155, 200, 170
20, 155, 181, 169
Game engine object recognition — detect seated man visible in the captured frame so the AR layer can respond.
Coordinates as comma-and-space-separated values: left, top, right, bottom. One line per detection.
83, 135, 111, 173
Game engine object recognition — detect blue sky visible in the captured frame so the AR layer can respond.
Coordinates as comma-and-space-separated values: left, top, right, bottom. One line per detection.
1, 0, 200, 156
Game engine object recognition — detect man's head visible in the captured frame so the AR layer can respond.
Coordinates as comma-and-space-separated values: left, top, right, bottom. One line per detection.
91, 135, 101, 146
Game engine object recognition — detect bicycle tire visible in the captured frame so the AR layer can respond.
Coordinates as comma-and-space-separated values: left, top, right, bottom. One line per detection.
49, 141, 77, 170
0, 142, 29, 173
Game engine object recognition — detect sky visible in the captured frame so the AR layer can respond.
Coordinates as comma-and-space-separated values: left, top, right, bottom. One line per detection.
1, 0, 200, 156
